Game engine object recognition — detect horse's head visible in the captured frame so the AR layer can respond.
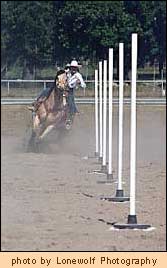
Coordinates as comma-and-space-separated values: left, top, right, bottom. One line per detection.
54, 70, 69, 107
55, 71, 68, 93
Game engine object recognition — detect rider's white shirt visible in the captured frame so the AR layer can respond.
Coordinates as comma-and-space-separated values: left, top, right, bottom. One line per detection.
68, 72, 86, 89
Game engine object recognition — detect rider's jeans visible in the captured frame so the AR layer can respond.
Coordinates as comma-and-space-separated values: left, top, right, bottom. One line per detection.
67, 89, 78, 114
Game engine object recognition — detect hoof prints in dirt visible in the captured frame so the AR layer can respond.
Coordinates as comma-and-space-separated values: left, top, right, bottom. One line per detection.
98, 219, 116, 226
25, 127, 71, 154
81, 192, 94, 198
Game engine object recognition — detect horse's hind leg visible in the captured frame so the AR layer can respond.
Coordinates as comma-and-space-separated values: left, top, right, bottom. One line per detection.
27, 121, 41, 153
27, 130, 39, 152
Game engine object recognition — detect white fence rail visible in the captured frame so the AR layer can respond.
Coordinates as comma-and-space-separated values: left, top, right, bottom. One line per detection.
1, 79, 166, 97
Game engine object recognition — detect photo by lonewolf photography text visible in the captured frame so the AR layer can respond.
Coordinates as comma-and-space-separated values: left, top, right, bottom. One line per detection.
1, 0, 166, 252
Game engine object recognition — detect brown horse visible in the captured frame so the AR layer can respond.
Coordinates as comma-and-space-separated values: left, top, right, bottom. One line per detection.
27, 71, 72, 152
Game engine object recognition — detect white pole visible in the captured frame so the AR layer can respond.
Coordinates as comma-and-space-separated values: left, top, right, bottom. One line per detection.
106, 43, 129, 200
108, 49, 113, 176
113, 33, 151, 229
130, 33, 138, 216
99, 62, 103, 160
95, 69, 99, 155
118, 43, 124, 189
102, 60, 107, 168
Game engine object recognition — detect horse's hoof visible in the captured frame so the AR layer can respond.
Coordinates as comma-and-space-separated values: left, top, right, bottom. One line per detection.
65, 120, 72, 130
65, 123, 71, 130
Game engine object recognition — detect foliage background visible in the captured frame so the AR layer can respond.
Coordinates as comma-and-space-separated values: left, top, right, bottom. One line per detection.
1, 0, 166, 79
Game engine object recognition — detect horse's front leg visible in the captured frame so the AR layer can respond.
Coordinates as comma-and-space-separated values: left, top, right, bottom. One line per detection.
39, 111, 66, 139
38, 124, 55, 140
33, 114, 42, 139
27, 114, 41, 152
38, 112, 56, 140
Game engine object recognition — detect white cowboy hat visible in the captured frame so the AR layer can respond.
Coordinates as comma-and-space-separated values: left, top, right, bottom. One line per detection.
70, 60, 81, 67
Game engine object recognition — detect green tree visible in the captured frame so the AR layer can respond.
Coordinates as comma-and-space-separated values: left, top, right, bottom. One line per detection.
124, 1, 166, 75
1, 1, 166, 78
1, 1, 54, 78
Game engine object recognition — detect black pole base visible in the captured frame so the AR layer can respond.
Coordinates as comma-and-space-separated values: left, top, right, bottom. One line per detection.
128, 215, 137, 224
98, 157, 103, 163
103, 189, 130, 202
83, 152, 99, 159
101, 165, 108, 173
113, 223, 151, 230
102, 196, 130, 202
107, 173, 113, 181
93, 165, 108, 176
94, 152, 99, 157
113, 215, 151, 229
97, 173, 115, 185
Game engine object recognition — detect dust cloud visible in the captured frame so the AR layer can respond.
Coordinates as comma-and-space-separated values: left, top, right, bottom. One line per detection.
1, 104, 166, 251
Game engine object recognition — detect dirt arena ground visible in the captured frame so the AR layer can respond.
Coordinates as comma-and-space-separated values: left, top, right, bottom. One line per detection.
1, 104, 166, 251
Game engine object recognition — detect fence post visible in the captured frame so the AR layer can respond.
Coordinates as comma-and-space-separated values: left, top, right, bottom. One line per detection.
44, 81, 46, 90
7, 81, 10, 96
153, 60, 156, 91
161, 69, 165, 96
84, 86, 86, 97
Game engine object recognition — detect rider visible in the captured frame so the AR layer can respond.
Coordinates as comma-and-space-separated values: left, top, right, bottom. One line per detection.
67, 60, 86, 115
